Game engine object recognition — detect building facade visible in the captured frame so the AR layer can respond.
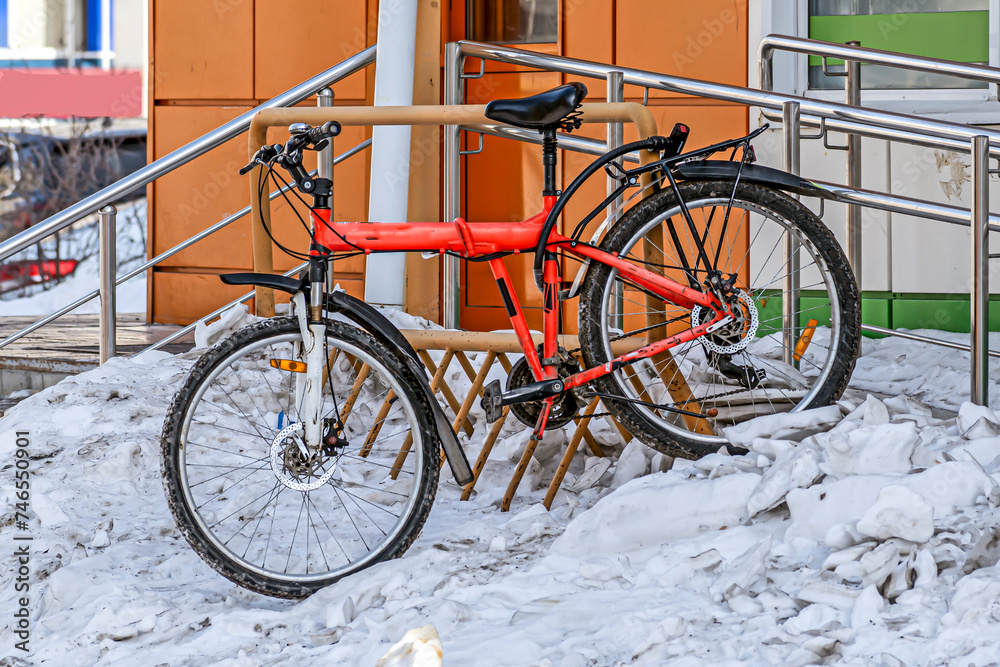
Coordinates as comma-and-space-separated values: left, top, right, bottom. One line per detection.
0, 0, 144, 117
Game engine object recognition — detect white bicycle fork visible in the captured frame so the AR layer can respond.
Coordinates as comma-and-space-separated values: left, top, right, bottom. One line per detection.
292, 291, 326, 452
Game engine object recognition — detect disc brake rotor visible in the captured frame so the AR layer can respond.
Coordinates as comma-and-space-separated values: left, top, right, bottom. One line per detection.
690, 289, 759, 355
269, 422, 338, 491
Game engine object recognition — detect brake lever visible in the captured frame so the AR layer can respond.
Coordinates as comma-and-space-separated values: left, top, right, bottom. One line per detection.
238, 144, 280, 175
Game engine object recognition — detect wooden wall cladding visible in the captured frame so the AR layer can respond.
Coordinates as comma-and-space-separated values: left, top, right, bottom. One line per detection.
151, 106, 254, 270
152, 1, 254, 100
615, 0, 747, 100
253, 0, 368, 100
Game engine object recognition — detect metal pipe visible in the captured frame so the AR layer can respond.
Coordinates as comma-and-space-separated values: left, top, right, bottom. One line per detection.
116, 141, 369, 287
607, 71, 625, 329
972, 135, 990, 405
442, 42, 462, 329
862, 324, 1000, 358
0, 290, 100, 351
0, 45, 376, 265
782, 101, 801, 367
0, 141, 372, 356
759, 34, 1000, 98
809, 179, 1000, 232
317, 89, 335, 180
99, 205, 117, 363
762, 111, 999, 156
846, 42, 863, 291
365, 2, 419, 309
466, 123, 641, 162
455, 41, 1000, 156
317, 88, 336, 292
470, 121, 1000, 234
139, 263, 307, 355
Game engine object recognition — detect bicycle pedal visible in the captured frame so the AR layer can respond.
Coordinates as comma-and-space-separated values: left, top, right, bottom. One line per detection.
482, 380, 504, 423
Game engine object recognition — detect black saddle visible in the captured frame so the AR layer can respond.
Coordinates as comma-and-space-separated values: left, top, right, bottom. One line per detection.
485, 82, 588, 131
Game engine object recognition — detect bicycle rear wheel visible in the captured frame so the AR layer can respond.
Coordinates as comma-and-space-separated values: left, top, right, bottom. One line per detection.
161, 317, 439, 598
578, 180, 860, 459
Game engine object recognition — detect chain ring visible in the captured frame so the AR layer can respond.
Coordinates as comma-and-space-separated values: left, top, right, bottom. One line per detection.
690, 289, 759, 355
269, 422, 338, 491
506, 349, 582, 429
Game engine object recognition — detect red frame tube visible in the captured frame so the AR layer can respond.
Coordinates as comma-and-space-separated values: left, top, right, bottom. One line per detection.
308, 199, 728, 389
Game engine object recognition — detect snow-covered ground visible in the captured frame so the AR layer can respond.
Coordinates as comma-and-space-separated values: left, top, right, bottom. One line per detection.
0, 199, 147, 316
4, 314, 1000, 665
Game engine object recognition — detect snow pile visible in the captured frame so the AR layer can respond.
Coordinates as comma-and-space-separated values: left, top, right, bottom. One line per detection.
3, 321, 1000, 664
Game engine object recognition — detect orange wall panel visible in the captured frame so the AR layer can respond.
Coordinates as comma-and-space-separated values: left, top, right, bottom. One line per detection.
563, 0, 612, 67
151, 106, 254, 270
153, 0, 254, 100
254, 0, 368, 101
616, 0, 747, 100
624, 104, 748, 149
151, 272, 258, 327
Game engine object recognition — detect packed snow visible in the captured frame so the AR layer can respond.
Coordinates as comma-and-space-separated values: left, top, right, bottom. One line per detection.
3, 312, 1000, 665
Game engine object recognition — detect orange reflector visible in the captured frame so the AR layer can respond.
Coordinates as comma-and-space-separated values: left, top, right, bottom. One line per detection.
793, 319, 819, 362
270, 359, 307, 373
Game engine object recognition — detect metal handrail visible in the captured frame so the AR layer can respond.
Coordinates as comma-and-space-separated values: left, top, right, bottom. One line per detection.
141, 263, 307, 355
0, 45, 376, 265
448, 39, 999, 403
759, 34, 1000, 97
0, 140, 371, 352
455, 41, 1000, 155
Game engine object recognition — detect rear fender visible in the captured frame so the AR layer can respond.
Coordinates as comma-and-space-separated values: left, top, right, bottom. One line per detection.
674, 162, 836, 200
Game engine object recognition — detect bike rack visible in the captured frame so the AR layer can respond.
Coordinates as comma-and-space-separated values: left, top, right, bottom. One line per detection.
243, 102, 659, 315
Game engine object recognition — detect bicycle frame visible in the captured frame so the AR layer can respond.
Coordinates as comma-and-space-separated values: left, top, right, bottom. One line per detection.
307, 196, 732, 406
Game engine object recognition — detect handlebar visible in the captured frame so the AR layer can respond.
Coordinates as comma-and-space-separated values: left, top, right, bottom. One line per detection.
239, 121, 342, 193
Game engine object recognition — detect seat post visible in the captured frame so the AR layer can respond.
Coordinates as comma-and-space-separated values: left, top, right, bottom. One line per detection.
541, 127, 558, 196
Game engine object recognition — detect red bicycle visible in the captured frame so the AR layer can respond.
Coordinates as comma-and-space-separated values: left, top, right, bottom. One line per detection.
161, 82, 860, 597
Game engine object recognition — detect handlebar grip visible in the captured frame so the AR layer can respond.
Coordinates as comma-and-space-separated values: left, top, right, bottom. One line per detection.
308, 121, 342, 144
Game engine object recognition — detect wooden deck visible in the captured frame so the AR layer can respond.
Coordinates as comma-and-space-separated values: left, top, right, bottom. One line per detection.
0, 312, 194, 373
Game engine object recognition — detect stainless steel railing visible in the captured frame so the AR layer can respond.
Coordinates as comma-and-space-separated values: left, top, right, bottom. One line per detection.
445, 39, 1000, 403
0, 47, 375, 360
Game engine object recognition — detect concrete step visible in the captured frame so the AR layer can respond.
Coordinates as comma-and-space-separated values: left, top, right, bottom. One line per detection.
0, 312, 194, 396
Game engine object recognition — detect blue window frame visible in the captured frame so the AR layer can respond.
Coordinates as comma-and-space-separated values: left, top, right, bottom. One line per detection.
0, 0, 8, 50
86, 0, 113, 52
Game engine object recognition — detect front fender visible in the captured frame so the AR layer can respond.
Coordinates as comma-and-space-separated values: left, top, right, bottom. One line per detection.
324, 291, 473, 486
217, 273, 473, 485
325, 291, 420, 366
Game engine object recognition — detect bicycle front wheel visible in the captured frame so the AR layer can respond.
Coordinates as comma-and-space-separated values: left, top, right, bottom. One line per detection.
161, 317, 439, 598
578, 180, 860, 459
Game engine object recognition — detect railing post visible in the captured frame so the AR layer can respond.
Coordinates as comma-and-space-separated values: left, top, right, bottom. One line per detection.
317, 88, 336, 292
607, 70, 625, 329
99, 205, 117, 364
782, 101, 801, 367
443, 42, 462, 329
971, 135, 990, 405
846, 42, 863, 293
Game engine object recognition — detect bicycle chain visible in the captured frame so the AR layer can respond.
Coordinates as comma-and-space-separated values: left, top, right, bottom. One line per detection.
564, 313, 755, 420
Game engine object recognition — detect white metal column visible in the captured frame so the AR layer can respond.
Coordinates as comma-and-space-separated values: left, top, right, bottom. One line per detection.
364, 1, 419, 308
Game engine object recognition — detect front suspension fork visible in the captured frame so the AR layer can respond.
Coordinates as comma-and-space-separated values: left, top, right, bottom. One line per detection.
292, 280, 327, 451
